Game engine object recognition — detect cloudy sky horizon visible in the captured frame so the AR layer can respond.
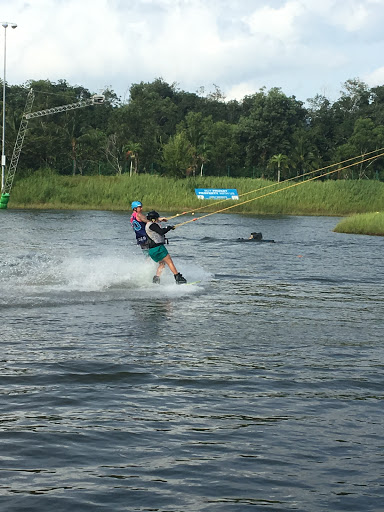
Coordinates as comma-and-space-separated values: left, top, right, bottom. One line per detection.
1, 0, 384, 104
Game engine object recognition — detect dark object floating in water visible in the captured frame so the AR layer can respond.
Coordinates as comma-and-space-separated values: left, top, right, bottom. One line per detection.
237, 232, 275, 243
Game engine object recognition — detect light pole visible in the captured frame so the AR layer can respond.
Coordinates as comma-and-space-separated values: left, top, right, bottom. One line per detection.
1, 21, 17, 195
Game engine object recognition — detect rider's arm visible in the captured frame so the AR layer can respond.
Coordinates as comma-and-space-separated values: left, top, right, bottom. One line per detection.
149, 223, 174, 236
136, 211, 148, 223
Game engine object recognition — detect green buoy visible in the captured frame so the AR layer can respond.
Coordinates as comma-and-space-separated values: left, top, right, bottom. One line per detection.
0, 193, 10, 209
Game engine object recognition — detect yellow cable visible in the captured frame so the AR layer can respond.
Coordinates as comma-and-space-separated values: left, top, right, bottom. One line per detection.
173, 151, 384, 228
167, 147, 384, 220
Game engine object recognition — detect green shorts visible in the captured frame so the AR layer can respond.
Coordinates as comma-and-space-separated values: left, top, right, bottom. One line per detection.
148, 245, 169, 263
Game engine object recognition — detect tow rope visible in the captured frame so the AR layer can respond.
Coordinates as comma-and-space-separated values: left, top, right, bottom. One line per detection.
171, 150, 384, 229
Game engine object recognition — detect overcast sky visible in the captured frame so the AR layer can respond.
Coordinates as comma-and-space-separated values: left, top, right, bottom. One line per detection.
1, 0, 384, 104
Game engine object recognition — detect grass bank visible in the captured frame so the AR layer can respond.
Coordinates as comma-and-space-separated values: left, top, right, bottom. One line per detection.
333, 212, 384, 236
8, 172, 384, 223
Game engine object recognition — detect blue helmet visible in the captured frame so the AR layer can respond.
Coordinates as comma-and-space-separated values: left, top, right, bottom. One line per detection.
131, 201, 142, 209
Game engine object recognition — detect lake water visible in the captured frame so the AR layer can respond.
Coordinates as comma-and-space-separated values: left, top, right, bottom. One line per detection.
0, 209, 383, 512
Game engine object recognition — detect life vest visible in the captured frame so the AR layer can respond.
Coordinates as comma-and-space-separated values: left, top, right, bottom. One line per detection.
145, 222, 166, 247
130, 211, 148, 246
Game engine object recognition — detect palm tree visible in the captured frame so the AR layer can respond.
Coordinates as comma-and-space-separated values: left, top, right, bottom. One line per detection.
124, 142, 142, 175
268, 153, 289, 182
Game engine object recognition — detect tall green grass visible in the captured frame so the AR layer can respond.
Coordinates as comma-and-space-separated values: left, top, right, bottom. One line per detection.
8, 172, 384, 219
333, 212, 384, 236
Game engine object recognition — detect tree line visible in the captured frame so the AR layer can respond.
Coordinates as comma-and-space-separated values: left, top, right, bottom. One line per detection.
3, 77, 384, 181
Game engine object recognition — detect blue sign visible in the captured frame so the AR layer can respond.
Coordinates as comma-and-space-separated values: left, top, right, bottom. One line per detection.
195, 188, 239, 200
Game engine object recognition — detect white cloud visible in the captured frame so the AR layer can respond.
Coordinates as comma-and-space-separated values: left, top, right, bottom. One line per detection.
1, 0, 384, 102
137, 3, 226, 81
225, 81, 262, 101
301, 0, 384, 33
365, 66, 384, 88
244, 1, 302, 44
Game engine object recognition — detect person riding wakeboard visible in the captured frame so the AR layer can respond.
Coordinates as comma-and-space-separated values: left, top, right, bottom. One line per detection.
130, 201, 149, 255
130, 201, 167, 255
145, 210, 187, 285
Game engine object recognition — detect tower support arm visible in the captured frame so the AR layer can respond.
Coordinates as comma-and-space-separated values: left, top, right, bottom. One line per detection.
25, 95, 104, 120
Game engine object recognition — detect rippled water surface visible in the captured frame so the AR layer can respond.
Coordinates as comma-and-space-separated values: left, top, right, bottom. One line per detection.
1, 209, 383, 511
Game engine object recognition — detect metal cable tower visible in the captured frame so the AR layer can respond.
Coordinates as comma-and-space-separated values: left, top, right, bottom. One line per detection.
0, 90, 104, 208
2, 88, 35, 195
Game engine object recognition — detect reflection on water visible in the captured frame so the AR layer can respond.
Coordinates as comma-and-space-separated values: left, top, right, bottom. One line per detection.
0, 210, 383, 512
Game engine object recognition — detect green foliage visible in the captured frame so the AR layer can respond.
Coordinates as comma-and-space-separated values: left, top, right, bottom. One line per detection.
3, 76, 384, 186
205, 121, 240, 176
334, 212, 384, 235
162, 132, 194, 178
237, 87, 306, 173
334, 117, 384, 179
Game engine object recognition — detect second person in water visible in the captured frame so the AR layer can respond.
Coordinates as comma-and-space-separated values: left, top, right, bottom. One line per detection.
145, 210, 187, 285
